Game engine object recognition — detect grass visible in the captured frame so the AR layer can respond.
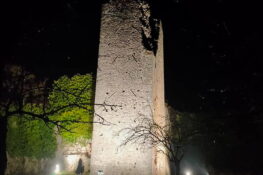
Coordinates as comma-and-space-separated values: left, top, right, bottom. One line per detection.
57, 171, 89, 175
58, 172, 75, 175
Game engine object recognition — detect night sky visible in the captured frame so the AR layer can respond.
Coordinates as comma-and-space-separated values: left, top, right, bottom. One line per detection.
2, 0, 263, 173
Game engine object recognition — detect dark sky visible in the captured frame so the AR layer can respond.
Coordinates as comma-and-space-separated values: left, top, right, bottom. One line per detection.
2, 0, 263, 172
3, 0, 101, 77
3, 0, 262, 112
162, 0, 262, 112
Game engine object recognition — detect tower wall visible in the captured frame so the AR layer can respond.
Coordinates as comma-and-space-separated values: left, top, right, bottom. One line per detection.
90, 1, 166, 174
152, 23, 171, 175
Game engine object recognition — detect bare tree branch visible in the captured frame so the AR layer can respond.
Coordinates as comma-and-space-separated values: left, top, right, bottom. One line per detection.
120, 106, 203, 175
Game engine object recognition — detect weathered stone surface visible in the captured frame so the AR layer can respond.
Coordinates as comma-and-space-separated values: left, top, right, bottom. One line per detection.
90, 0, 167, 175
63, 140, 92, 173
152, 24, 171, 175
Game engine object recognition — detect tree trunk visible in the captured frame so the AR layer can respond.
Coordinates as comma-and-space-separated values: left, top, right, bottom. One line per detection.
175, 160, 180, 175
0, 116, 7, 175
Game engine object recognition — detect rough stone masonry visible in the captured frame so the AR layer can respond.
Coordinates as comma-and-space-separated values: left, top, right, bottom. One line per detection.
90, 0, 170, 174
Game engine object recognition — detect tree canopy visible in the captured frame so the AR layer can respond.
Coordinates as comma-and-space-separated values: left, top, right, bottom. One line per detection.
7, 116, 57, 158
1, 66, 94, 163
49, 74, 94, 143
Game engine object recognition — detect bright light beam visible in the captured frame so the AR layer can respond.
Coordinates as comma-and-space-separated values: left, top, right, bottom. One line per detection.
185, 170, 192, 175
54, 164, 60, 174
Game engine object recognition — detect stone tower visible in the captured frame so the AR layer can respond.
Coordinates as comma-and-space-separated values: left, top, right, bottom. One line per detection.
90, 0, 169, 175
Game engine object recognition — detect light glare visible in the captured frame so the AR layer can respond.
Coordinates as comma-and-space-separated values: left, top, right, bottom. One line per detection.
65, 155, 79, 171
185, 170, 192, 175
54, 164, 60, 174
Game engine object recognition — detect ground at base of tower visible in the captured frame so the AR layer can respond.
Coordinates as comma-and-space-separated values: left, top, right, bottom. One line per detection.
50, 171, 89, 175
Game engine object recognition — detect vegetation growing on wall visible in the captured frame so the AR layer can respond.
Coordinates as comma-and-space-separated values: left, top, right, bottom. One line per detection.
6, 73, 94, 158
7, 115, 57, 159
49, 74, 94, 143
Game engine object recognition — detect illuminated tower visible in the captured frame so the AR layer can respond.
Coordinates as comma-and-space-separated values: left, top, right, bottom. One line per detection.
90, 0, 169, 174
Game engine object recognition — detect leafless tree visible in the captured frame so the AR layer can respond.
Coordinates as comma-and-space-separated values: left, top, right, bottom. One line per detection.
121, 106, 202, 175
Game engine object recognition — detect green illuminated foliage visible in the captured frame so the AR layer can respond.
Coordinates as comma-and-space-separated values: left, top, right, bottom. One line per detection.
7, 115, 56, 158
5, 72, 94, 158
49, 74, 94, 143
